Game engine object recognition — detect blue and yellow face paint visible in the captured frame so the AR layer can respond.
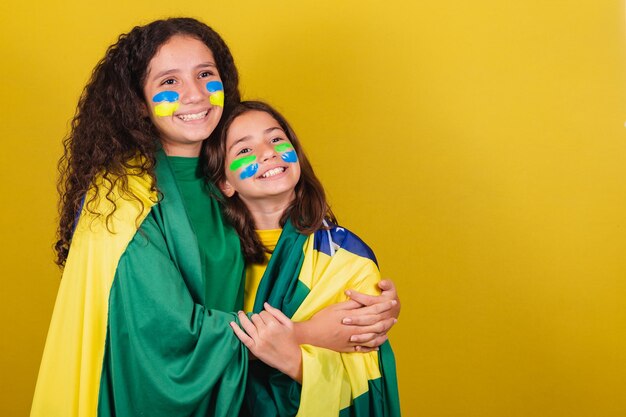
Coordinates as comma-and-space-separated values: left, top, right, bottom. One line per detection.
152, 91, 180, 117
206, 81, 224, 107
230, 155, 258, 179
275, 142, 298, 163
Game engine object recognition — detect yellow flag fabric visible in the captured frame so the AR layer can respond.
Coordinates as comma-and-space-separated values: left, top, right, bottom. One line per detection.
245, 223, 400, 416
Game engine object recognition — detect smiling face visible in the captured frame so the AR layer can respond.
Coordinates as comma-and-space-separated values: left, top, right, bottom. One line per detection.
221, 110, 301, 208
143, 35, 224, 156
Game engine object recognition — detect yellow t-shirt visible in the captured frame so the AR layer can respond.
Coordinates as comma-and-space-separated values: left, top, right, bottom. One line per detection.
243, 229, 282, 312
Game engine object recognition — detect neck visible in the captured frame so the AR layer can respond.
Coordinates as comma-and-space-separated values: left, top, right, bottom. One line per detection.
240, 193, 294, 230
161, 141, 202, 157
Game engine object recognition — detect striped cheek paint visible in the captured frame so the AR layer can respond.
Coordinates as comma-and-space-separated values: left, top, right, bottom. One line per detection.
206, 81, 224, 108
275, 143, 298, 163
152, 91, 180, 117
230, 155, 258, 179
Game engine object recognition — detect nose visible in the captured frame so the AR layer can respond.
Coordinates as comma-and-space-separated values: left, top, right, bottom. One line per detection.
259, 143, 278, 162
180, 79, 206, 104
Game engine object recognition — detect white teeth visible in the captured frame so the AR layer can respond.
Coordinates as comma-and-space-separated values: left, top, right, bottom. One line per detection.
261, 167, 285, 178
177, 111, 208, 121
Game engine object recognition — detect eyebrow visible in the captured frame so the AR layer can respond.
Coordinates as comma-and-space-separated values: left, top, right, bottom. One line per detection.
227, 127, 284, 152
149, 61, 218, 81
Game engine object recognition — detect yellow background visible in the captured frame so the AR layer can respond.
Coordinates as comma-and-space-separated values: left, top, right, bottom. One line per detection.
1, 0, 625, 415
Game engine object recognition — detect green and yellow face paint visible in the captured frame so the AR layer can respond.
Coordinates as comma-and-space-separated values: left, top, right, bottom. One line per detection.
152, 91, 180, 117
206, 81, 224, 107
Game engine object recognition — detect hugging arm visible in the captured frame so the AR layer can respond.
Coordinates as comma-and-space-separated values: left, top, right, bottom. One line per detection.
294, 279, 401, 352
103, 216, 248, 416
229, 274, 401, 415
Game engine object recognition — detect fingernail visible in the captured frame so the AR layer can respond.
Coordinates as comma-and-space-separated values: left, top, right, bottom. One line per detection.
393, 319, 398, 324
391, 300, 397, 306
350, 336, 356, 342
345, 290, 352, 296
342, 318, 352, 324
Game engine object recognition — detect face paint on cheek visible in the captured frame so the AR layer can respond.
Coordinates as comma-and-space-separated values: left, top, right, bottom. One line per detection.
230, 155, 258, 180
239, 163, 259, 179
210, 91, 224, 107
152, 91, 180, 117
281, 151, 298, 163
206, 81, 224, 107
275, 143, 298, 163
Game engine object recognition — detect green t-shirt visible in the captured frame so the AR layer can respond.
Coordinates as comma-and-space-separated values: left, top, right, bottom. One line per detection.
168, 156, 245, 311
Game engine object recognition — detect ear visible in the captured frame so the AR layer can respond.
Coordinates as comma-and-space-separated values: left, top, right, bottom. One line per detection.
220, 180, 236, 197
140, 101, 150, 118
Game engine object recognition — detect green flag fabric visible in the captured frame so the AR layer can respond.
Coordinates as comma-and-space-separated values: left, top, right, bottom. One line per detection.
244, 221, 401, 416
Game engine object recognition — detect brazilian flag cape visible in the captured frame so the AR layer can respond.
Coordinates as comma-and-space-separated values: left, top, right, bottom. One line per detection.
31, 151, 248, 417
244, 221, 401, 417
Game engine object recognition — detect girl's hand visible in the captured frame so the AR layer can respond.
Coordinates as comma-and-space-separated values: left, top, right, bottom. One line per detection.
294, 279, 400, 352
343, 279, 401, 344
230, 303, 302, 383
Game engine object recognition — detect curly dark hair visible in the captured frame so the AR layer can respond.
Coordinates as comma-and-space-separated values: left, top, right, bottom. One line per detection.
55, 17, 241, 266
204, 101, 337, 264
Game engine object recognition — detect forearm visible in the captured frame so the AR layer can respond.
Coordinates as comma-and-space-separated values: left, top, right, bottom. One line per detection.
293, 318, 320, 346
292, 296, 398, 352
281, 349, 303, 384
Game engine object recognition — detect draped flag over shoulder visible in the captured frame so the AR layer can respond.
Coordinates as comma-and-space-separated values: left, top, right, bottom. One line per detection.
31, 151, 248, 417
245, 221, 401, 417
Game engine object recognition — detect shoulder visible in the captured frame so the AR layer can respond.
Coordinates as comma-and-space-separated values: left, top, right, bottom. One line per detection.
90, 156, 155, 207
78, 156, 157, 234
312, 224, 378, 265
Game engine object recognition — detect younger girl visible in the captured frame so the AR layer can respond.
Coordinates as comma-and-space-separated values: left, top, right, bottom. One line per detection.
207, 101, 401, 416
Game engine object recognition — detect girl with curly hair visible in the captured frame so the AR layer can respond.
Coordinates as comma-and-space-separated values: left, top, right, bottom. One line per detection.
32, 18, 400, 417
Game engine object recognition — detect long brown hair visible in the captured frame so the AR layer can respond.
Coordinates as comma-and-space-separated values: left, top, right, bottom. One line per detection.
56, 18, 240, 266
205, 101, 337, 264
